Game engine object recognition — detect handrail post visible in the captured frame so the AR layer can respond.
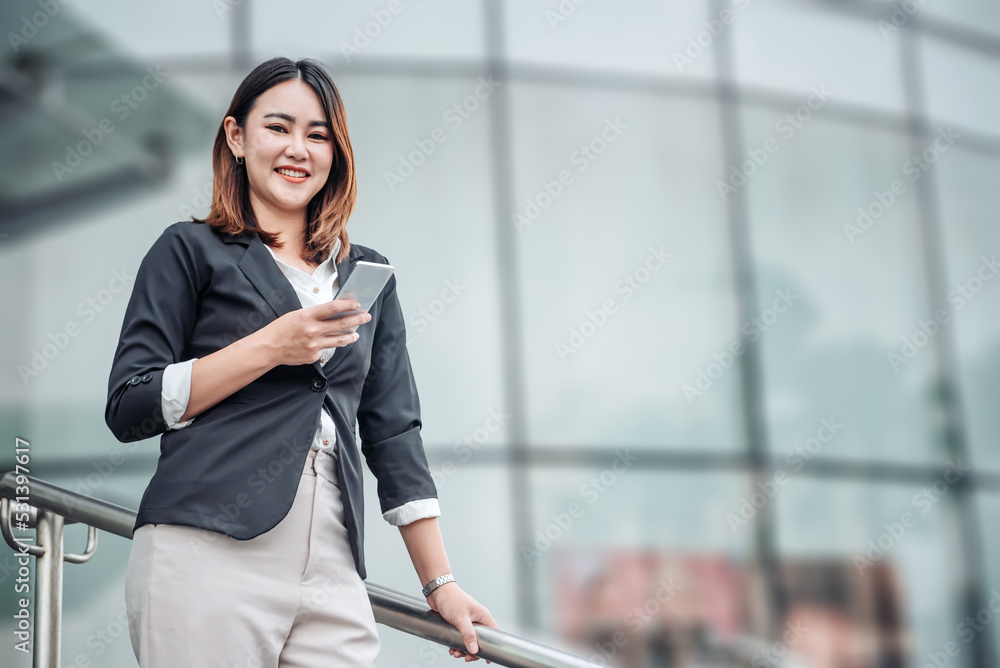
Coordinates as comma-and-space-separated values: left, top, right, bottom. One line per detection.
33, 508, 64, 668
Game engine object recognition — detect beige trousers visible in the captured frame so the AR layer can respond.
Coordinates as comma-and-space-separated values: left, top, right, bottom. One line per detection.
125, 447, 381, 667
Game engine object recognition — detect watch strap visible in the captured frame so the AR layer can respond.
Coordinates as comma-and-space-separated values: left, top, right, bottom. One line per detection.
421, 573, 455, 597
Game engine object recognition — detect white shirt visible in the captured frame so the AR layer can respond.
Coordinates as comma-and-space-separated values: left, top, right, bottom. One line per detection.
159, 238, 440, 526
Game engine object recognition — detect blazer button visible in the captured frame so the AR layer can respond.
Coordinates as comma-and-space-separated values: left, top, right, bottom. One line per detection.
310, 377, 328, 392
128, 376, 141, 385
140, 373, 153, 383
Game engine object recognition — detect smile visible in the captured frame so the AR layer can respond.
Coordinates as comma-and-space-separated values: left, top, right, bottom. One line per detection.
275, 167, 309, 182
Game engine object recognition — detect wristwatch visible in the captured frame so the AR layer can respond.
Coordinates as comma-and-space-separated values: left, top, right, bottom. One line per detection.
422, 573, 455, 598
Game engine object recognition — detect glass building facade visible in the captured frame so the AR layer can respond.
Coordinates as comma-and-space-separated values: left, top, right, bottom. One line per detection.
2, 1, 999, 666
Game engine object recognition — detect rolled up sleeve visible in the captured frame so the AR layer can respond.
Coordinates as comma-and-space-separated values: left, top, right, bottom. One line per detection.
357, 266, 439, 515
105, 224, 202, 443
382, 497, 442, 526
162, 358, 198, 430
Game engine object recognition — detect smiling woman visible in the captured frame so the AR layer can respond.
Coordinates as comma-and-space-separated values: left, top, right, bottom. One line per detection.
193, 58, 355, 269
108, 56, 499, 668
228, 83, 334, 219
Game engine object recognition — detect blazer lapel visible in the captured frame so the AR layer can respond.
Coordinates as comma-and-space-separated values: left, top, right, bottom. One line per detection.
229, 229, 363, 377
237, 232, 302, 320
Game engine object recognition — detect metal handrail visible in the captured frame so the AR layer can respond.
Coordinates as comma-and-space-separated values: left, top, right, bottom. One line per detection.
0, 471, 605, 668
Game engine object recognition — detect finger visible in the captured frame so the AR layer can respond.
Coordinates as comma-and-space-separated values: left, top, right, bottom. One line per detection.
320, 331, 359, 348
325, 312, 370, 333
322, 298, 361, 313
314, 298, 362, 318
456, 619, 479, 655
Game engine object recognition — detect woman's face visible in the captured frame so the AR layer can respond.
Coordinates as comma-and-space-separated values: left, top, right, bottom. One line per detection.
225, 79, 334, 219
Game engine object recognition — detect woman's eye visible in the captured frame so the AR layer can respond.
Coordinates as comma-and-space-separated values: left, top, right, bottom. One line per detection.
267, 125, 327, 141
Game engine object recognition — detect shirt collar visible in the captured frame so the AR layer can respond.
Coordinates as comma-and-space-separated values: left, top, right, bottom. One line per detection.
264, 237, 341, 281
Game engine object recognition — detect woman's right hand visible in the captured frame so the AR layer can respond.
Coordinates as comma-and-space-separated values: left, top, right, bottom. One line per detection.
258, 299, 372, 367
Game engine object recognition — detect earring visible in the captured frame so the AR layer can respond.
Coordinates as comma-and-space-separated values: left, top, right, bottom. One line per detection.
235, 154, 244, 165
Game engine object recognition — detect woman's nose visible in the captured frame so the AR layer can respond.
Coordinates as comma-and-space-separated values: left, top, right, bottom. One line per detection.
285, 131, 307, 157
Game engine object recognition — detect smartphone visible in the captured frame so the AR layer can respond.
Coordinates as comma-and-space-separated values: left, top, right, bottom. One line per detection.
325, 261, 394, 330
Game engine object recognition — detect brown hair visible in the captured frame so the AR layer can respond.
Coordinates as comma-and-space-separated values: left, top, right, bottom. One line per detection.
191, 56, 356, 264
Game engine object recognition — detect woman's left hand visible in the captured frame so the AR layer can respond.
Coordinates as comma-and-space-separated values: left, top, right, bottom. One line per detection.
426, 582, 499, 662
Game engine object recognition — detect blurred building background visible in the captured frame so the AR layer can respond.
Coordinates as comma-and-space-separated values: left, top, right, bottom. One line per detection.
2, 0, 1000, 666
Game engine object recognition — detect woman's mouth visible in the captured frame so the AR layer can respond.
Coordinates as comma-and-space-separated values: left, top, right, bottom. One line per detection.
275, 167, 309, 183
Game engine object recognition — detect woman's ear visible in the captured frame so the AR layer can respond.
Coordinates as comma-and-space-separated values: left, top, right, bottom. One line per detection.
223, 116, 244, 159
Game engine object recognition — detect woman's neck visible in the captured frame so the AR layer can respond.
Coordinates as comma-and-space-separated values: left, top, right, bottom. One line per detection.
252, 199, 309, 258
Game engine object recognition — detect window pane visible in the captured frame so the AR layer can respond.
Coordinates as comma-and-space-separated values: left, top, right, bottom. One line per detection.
975, 492, 1000, 666
68, 0, 229, 58
504, 0, 714, 79
742, 106, 947, 465
337, 76, 507, 448
937, 147, 1000, 470
526, 468, 752, 637
251, 0, 484, 61
778, 477, 974, 668
925, 1, 1000, 39
511, 82, 743, 450
733, 2, 907, 114
921, 36, 1000, 141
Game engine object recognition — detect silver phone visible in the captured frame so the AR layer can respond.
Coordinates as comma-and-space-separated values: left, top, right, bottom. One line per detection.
326, 261, 394, 329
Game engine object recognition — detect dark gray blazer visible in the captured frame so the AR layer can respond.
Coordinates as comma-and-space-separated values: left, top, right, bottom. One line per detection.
104, 220, 437, 580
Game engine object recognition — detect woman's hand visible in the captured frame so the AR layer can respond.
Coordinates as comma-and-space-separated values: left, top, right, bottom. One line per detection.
257, 299, 371, 367
426, 583, 499, 662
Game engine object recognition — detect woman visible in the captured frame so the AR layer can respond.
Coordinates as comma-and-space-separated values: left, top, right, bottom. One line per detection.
105, 56, 497, 667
